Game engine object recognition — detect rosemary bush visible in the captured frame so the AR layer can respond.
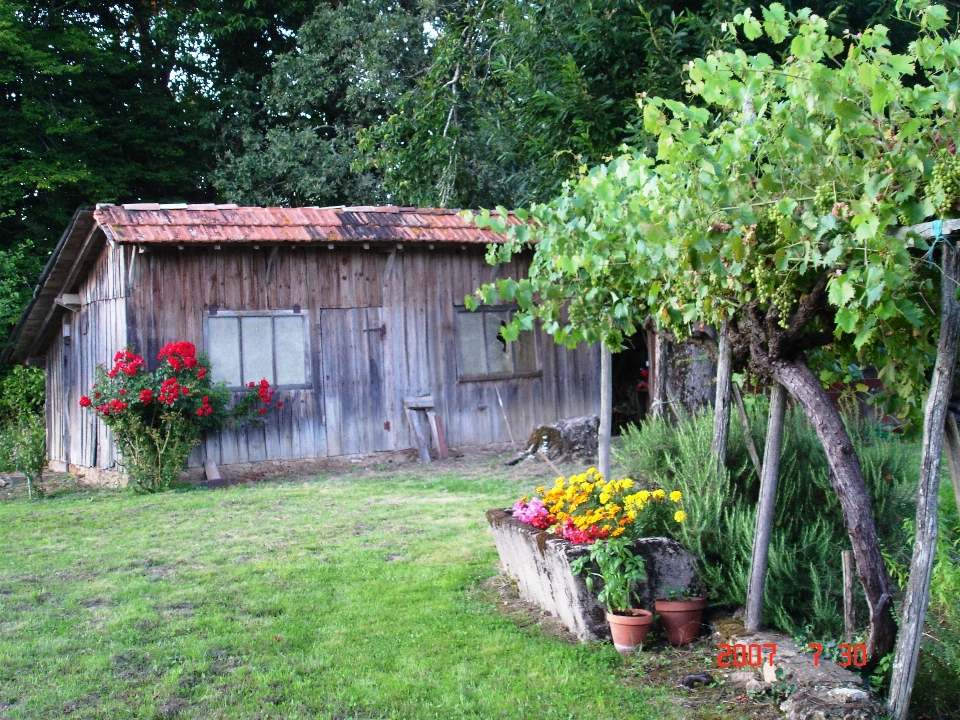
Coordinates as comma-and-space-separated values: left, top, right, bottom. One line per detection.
613, 401, 915, 637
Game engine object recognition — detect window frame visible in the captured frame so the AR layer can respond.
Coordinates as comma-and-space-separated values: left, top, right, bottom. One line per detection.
454, 305, 541, 383
203, 308, 313, 390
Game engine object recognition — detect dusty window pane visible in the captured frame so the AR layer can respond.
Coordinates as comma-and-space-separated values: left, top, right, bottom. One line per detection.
274, 315, 307, 386
484, 312, 512, 374
458, 312, 486, 376
207, 317, 241, 386
241, 316, 274, 385
514, 329, 539, 373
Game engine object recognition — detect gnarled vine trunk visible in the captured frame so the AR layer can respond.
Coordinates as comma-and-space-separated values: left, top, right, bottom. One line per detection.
769, 356, 897, 664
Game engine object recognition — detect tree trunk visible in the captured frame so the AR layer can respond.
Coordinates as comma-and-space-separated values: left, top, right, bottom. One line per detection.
653, 334, 669, 419
712, 322, 734, 475
744, 382, 787, 632
599, 345, 612, 479
667, 339, 716, 414
888, 242, 960, 720
770, 356, 897, 665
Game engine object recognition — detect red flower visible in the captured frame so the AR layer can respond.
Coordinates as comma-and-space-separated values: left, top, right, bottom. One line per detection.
201, 396, 209, 403
185, 356, 197, 369
197, 367, 207, 380
93, 392, 101, 399
258, 408, 266, 415
249, 381, 255, 388
118, 389, 125, 395
181, 386, 189, 396
108, 369, 117, 378
139, 389, 154, 404
79, 396, 92, 407
108, 399, 128, 413
276, 401, 283, 408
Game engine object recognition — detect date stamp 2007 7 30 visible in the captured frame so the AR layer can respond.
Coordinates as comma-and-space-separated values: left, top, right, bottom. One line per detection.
716, 642, 868, 668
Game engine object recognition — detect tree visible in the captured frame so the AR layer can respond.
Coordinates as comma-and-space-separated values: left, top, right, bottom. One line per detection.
213, 0, 431, 207
470, 0, 960, 664
362, 0, 916, 210
0, 0, 315, 347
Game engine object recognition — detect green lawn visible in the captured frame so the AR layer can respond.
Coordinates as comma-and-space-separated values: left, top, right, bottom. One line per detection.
0, 459, 681, 719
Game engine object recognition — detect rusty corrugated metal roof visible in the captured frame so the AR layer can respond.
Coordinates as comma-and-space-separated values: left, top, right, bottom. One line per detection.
94, 204, 516, 245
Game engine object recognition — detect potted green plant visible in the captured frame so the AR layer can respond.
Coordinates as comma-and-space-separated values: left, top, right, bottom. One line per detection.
571, 537, 653, 653
655, 587, 706, 646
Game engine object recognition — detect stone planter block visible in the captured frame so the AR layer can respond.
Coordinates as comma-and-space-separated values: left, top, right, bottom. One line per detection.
486, 508, 700, 642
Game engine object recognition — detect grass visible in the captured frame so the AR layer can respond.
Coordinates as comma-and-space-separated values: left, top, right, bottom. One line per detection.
0, 457, 682, 720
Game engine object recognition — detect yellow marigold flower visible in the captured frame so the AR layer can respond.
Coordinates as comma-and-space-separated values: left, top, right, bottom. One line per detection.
670, 490, 683, 502
535, 486, 546, 494
595, 473, 604, 481
555, 477, 565, 488
653, 489, 666, 500
620, 478, 634, 489
582, 483, 594, 493
599, 492, 610, 504
639, 490, 651, 502
596, 479, 606, 487
675, 510, 688, 523
611, 527, 625, 537
586, 467, 597, 475
627, 511, 637, 522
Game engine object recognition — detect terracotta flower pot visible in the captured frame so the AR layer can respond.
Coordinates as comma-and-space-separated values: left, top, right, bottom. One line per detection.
655, 597, 706, 646
605, 608, 654, 653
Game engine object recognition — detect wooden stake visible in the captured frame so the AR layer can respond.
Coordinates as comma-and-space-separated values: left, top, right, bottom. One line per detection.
744, 382, 787, 633
599, 345, 612, 480
889, 241, 960, 719
712, 322, 733, 476
843, 550, 856, 643
494, 385, 516, 450
536, 450, 563, 477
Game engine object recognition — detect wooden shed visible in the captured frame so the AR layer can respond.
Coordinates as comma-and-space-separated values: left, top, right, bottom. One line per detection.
2, 204, 600, 482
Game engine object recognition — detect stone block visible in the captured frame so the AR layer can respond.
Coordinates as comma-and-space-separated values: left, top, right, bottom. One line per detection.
486, 508, 700, 642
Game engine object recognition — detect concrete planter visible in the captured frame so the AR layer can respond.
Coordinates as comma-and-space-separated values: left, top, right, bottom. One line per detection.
486, 507, 700, 642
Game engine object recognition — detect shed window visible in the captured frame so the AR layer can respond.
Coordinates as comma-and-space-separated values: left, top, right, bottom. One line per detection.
205, 312, 309, 388
456, 306, 539, 381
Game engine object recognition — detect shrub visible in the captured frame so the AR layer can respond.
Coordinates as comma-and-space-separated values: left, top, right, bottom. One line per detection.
80, 342, 277, 493
613, 402, 915, 637
0, 365, 47, 498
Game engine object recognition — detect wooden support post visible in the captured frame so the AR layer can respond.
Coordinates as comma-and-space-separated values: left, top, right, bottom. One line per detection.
843, 550, 856, 643
712, 322, 733, 475
744, 382, 787, 633
599, 345, 612, 480
943, 414, 960, 519
425, 410, 449, 460
405, 408, 431, 463
653, 334, 669, 419
732, 383, 763, 480
889, 241, 960, 719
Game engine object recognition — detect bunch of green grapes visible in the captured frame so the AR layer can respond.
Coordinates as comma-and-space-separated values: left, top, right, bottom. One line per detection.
931, 151, 960, 216
754, 205, 784, 246
751, 263, 795, 326
813, 183, 835, 216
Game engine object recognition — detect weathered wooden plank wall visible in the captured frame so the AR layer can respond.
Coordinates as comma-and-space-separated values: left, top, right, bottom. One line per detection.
47, 241, 128, 471
110, 243, 599, 467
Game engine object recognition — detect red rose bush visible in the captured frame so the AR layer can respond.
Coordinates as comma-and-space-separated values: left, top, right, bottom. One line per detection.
79, 342, 277, 492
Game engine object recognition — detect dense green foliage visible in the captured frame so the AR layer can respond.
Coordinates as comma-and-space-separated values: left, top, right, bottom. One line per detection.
362, 0, 914, 209
214, 0, 431, 207
613, 404, 916, 637
0, 0, 315, 346
0, 365, 46, 496
472, 1, 960, 436
0, 466, 681, 719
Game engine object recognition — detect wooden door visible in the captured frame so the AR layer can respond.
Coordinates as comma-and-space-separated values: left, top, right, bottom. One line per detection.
320, 307, 392, 455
